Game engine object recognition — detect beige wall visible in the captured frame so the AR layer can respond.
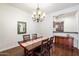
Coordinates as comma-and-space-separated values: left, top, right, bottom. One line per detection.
0, 4, 38, 51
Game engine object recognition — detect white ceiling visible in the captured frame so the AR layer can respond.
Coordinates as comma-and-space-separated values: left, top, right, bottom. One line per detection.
9, 3, 79, 14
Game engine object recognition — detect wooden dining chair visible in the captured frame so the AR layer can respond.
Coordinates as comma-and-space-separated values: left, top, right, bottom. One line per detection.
32, 34, 37, 40
48, 37, 54, 55
41, 38, 49, 56
49, 37, 54, 48
23, 34, 30, 42
34, 38, 49, 56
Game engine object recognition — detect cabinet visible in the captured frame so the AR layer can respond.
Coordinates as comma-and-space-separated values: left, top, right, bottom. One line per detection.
54, 36, 74, 49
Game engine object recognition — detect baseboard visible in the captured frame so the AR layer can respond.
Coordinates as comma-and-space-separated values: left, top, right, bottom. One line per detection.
0, 45, 19, 52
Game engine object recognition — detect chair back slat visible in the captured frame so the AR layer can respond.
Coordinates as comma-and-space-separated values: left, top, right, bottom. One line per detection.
32, 34, 37, 40
23, 34, 30, 42
41, 38, 49, 55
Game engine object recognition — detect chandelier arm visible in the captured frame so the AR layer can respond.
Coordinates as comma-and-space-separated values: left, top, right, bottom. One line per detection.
32, 4, 45, 22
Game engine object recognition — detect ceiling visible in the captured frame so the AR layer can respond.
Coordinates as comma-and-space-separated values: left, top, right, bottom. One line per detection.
9, 3, 79, 14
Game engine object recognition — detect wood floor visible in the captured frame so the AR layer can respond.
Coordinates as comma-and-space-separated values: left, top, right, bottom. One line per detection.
50, 45, 79, 56
0, 45, 79, 56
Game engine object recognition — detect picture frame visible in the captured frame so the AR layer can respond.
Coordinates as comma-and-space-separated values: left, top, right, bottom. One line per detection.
53, 21, 64, 32
17, 21, 26, 34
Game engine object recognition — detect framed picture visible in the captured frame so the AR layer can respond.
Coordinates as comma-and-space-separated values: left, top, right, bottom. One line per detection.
17, 21, 26, 34
53, 21, 64, 32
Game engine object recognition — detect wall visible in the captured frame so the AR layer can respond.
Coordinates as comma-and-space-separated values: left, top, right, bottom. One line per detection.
39, 5, 79, 48
53, 12, 77, 32
37, 15, 53, 37
76, 11, 79, 48
0, 4, 38, 51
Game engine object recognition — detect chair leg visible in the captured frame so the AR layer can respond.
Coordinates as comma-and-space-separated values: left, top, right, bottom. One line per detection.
47, 47, 50, 56
49, 48, 50, 56
47, 49, 50, 56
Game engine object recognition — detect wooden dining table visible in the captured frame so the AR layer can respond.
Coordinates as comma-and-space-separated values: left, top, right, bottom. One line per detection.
19, 37, 49, 51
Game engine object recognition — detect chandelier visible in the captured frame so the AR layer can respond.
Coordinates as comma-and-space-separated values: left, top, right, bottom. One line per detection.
32, 5, 45, 22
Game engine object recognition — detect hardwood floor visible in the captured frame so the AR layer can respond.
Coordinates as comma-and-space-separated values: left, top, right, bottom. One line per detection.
0, 45, 79, 56
50, 45, 79, 56
0, 46, 24, 56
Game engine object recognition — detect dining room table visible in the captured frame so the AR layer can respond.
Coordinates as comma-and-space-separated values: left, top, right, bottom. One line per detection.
19, 37, 49, 51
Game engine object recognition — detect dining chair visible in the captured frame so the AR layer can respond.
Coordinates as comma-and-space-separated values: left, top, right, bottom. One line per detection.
32, 34, 37, 40
34, 38, 49, 56
48, 37, 54, 55
23, 34, 30, 42
49, 37, 54, 48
